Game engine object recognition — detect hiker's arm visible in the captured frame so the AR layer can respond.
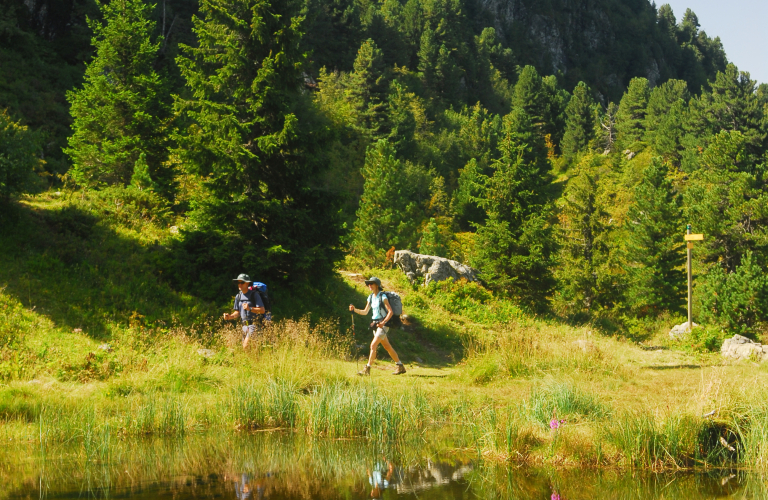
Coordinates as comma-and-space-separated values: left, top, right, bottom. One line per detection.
378, 300, 393, 327
224, 311, 241, 320
349, 302, 371, 315
246, 304, 265, 314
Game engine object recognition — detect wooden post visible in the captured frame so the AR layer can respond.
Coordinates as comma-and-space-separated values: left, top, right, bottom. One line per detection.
684, 228, 704, 332
686, 224, 692, 330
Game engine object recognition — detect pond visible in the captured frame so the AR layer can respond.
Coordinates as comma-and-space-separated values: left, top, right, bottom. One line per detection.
2, 432, 766, 499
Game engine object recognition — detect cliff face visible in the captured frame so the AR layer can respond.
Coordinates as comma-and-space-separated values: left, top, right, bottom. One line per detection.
472, 0, 726, 100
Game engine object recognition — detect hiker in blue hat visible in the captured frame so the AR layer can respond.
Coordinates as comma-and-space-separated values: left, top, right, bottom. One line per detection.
223, 274, 265, 348
349, 277, 406, 376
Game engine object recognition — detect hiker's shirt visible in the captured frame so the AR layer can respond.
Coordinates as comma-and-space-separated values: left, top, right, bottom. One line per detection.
234, 290, 265, 325
368, 292, 389, 321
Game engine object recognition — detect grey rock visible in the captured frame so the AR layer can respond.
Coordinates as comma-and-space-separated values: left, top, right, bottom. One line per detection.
97, 343, 112, 352
668, 322, 699, 339
197, 348, 216, 359
394, 250, 479, 286
721, 335, 766, 362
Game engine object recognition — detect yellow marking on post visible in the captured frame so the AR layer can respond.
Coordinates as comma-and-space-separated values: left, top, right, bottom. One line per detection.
687, 242, 694, 249
684, 234, 704, 241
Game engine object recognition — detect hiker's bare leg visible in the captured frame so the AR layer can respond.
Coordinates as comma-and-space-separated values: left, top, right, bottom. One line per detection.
368, 336, 382, 365
379, 337, 401, 364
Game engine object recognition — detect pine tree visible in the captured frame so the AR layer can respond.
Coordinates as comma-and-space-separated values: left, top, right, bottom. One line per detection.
174, 0, 342, 286
644, 79, 690, 162
473, 108, 555, 308
625, 158, 685, 316
347, 39, 389, 138
686, 64, 766, 160
555, 156, 615, 314
65, 0, 169, 189
351, 140, 431, 263
615, 77, 650, 152
561, 82, 596, 159
683, 130, 768, 273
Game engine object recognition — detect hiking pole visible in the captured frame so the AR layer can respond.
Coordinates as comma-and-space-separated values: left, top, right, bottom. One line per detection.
352, 313, 358, 372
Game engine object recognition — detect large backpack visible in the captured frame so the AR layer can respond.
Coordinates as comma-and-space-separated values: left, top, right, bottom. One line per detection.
248, 281, 272, 313
372, 291, 403, 328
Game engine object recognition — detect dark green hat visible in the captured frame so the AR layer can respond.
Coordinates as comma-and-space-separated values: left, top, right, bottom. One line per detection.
364, 277, 382, 287
233, 273, 251, 283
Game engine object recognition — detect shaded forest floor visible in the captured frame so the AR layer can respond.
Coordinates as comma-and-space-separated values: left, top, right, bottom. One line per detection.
2, 190, 768, 470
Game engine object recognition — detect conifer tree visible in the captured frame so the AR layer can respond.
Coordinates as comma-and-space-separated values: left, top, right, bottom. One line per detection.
348, 39, 389, 138
555, 157, 615, 314
644, 79, 690, 162
473, 108, 555, 308
561, 82, 596, 159
351, 140, 431, 262
625, 158, 685, 316
174, 0, 341, 284
615, 77, 650, 152
65, 0, 169, 189
683, 130, 768, 273
686, 64, 766, 159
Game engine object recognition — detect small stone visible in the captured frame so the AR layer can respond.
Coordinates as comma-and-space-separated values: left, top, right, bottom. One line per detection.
97, 343, 111, 352
169, 226, 179, 234
197, 348, 216, 359
415, 356, 424, 363
668, 322, 698, 339
73, 328, 83, 333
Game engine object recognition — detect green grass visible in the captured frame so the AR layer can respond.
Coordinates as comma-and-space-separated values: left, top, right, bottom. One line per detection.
4, 191, 768, 472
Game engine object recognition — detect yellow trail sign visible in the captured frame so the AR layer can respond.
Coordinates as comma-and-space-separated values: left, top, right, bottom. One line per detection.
684, 233, 704, 241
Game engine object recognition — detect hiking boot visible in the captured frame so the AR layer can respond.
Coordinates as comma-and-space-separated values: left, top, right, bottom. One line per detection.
357, 365, 371, 376
392, 363, 406, 375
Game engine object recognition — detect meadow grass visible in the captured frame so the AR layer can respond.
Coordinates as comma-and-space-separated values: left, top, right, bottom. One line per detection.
3, 192, 768, 472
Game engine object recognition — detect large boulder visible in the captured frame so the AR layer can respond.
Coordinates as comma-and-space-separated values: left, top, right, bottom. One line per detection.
394, 250, 479, 286
721, 335, 768, 362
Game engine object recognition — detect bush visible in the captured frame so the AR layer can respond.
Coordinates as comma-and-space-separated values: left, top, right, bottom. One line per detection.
699, 251, 768, 338
0, 109, 42, 197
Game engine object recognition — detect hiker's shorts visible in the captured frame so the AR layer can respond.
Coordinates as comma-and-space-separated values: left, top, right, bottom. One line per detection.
372, 325, 389, 340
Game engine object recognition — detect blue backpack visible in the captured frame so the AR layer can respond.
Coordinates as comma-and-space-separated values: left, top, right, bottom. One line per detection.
248, 281, 272, 313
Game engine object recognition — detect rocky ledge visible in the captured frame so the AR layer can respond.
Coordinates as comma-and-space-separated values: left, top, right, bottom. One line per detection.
394, 250, 479, 286
721, 335, 768, 362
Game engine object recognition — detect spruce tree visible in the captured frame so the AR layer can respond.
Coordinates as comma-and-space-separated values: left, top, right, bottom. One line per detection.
473, 108, 555, 308
174, 0, 342, 286
65, 0, 169, 189
555, 157, 615, 314
351, 140, 431, 263
644, 79, 690, 162
348, 39, 389, 139
625, 158, 685, 316
561, 82, 596, 159
615, 77, 650, 153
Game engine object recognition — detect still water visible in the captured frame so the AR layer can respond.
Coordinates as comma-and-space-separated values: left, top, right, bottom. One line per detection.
2, 432, 767, 499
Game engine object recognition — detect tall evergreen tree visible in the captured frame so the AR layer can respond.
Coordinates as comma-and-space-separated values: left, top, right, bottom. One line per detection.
0, 109, 42, 198
347, 39, 389, 138
561, 82, 596, 159
625, 158, 685, 316
473, 108, 555, 308
615, 77, 650, 152
65, 0, 169, 190
173, 0, 342, 287
351, 140, 431, 262
644, 79, 689, 162
555, 156, 616, 315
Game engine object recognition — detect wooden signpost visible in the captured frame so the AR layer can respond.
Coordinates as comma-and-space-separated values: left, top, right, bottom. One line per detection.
684, 224, 704, 331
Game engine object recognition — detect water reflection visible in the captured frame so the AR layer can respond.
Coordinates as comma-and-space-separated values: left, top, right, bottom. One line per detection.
1, 432, 767, 499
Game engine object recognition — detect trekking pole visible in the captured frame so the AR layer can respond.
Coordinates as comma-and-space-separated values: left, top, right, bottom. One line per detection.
352, 313, 358, 371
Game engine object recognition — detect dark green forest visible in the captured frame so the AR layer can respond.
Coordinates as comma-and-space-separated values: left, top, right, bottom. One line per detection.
1, 0, 767, 335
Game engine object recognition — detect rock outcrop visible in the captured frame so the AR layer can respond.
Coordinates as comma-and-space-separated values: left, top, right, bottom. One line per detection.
668, 322, 699, 339
721, 335, 768, 362
394, 250, 479, 286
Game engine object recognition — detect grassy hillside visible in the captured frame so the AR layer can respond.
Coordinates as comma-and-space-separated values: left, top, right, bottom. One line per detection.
3, 190, 768, 471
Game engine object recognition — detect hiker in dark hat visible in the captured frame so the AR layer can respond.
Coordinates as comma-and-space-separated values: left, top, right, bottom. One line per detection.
349, 277, 406, 376
223, 273, 265, 348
